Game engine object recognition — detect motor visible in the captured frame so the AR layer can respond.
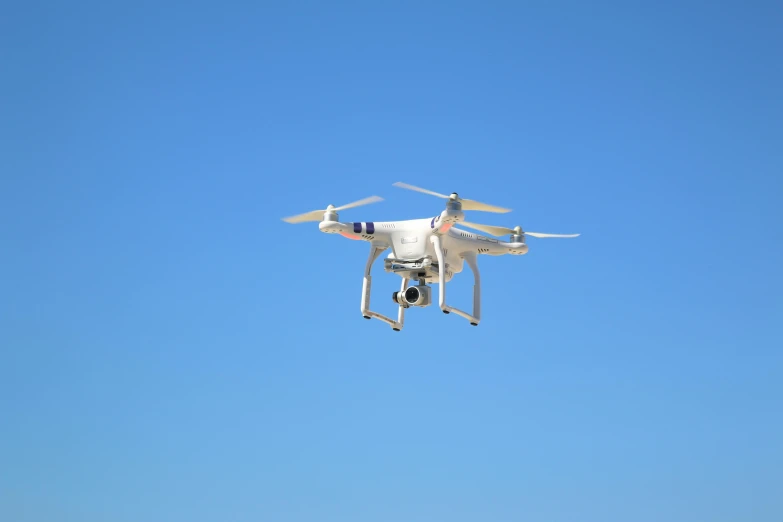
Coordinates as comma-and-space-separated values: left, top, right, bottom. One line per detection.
392, 284, 432, 308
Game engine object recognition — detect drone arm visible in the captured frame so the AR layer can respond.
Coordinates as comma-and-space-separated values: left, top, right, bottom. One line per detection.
360, 245, 406, 330
319, 221, 363, 240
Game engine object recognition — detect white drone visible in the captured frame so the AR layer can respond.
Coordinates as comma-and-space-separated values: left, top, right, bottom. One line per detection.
283, 182, 579, 331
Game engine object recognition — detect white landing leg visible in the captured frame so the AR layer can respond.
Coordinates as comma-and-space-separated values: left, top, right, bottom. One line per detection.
431, 236, 481, 326
463, 253, 481, 326
361, 245, 408, 331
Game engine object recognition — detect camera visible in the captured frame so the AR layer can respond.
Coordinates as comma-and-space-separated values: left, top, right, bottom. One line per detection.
392, 285, 432, 307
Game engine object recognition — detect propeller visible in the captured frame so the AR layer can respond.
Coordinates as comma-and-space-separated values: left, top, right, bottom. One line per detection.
392, 182, 511, 213
460, 221, 580, 238
282, 195, 383, 224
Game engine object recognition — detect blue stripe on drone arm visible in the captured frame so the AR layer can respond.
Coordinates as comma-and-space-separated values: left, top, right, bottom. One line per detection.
352, 222, 376, 235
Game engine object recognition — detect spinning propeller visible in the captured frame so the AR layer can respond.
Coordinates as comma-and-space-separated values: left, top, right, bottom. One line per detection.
282, 196, 383, 223
460, 222, 580, 239
392, 182, 511, 213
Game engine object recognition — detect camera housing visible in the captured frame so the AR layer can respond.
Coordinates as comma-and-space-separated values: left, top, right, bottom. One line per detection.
392, 284, 432, 308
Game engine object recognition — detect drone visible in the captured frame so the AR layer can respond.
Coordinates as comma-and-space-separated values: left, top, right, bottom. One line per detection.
283, 182, 579, 331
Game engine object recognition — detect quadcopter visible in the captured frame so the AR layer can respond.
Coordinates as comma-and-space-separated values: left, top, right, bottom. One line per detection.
283, 182, 579, 331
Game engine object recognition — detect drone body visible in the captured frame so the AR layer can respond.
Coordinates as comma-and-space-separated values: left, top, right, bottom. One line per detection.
284, 183, 578, 331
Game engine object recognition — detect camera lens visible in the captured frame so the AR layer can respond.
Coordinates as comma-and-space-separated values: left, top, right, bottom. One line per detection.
404, 287, 420, 304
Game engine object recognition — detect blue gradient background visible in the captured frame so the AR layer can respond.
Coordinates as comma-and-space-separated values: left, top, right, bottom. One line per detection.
2, 2, 781, 521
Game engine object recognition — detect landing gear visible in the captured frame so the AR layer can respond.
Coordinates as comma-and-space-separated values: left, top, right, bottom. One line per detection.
431, 236, 481, 326
360, 245, 408, 331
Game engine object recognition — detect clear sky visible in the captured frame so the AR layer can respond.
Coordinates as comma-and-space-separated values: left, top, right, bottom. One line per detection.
2, 2, 782, 521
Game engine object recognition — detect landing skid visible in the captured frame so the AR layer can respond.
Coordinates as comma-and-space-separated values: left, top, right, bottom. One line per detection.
360, 244, 481, 330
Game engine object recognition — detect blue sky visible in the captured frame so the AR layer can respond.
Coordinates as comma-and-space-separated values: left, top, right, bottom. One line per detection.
1, 2, 781, 521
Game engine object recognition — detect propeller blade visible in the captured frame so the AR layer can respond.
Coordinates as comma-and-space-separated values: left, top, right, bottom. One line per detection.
282, 195, 383, 224
333, 195, 383, 212
524, 232, 580, 238
394, 182, 511, 213
282, 210, 326, 224
461, 199, 512, 214
460, 221, 514, 236
392, 182, 450, 199
460, 221, 580, 238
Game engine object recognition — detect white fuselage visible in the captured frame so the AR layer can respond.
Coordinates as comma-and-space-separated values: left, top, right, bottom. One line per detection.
319, 211, 528, 282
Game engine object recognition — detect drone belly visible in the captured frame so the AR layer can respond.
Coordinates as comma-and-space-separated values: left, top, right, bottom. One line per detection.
390, 230, 430, 259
